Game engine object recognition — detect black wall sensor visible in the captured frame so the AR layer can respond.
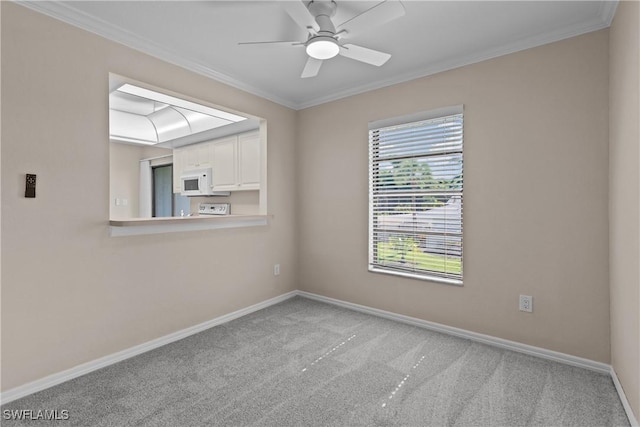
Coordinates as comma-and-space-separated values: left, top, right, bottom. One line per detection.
25, 174, 36, 198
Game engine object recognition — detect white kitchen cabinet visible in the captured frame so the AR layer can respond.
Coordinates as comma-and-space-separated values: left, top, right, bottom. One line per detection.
172, 142, 213, 193
237, 132, 261, 190
172, 148, 187, 193
173, 131, 261, 193
185, 143, 212, 169
211, 136, 237, 190
211, 131, 261, 191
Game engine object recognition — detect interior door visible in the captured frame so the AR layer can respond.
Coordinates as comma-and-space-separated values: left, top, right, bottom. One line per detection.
153, 165, 173, 217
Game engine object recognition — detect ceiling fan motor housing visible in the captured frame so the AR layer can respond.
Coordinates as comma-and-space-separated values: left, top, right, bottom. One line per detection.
305, 0, 340, 59
307, 0, 338, 35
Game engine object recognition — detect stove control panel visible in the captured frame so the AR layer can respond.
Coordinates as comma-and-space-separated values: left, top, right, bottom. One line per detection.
199, 203, 230, 216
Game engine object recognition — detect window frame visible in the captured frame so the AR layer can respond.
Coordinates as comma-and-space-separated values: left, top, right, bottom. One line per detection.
368, 105, 464, 286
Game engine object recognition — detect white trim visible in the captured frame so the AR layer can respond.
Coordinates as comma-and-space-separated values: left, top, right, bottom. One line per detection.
0, 291, 298, 405
3, 288, 633, 424
16, 1, 614, 111
368, 267, 464, 287
302, 290, 639, 425
611, 366, 639, 426
109, 216, 268, 237
368, 105, 464, 131
16, 1, 297, 110
600, 0, 619, 27
293, 16, 613, 109
296, 291, 611, 374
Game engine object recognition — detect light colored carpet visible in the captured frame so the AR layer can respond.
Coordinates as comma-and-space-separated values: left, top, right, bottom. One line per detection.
1, 296, 630, 426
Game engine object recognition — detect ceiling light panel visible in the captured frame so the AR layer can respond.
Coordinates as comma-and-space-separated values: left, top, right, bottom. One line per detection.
176, 108, 234, 134
116, 84, 247, 122
109, 109, 158, 144
109, 83, 252, 146
109, 91, 158, 116
148, 107, 191, 142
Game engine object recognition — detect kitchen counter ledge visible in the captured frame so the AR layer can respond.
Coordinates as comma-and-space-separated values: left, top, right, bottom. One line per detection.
109, 214, 270, 237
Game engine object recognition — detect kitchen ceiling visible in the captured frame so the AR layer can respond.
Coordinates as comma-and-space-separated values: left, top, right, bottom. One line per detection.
109, 83, 249, 146
21, 1, 617, 110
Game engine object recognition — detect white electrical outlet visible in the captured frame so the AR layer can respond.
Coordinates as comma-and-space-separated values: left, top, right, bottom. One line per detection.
519, 295, 533, 312
274, 264, 280, 276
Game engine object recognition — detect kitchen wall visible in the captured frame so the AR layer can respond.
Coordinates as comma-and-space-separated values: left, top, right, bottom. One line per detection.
109, 143, 171, 219
110, 142, 143, 219
108, 141, 260, 220
297, 30, 611, 362
609, 0, 640, 419
1, 2, 297, 391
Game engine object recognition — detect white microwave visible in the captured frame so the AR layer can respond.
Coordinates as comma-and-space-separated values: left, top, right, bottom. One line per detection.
180, 168, 229, 197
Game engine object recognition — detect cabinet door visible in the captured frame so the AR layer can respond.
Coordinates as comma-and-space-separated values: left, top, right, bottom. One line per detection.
195, 143, 212, 167
184, 143, 211, 169
185, 148, 199, 169
211, 136, 237, 189
172, 148, 187, 193
237, 132, 261, 190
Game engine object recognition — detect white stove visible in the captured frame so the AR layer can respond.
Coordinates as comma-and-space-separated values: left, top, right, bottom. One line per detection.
198, 203, 230, 216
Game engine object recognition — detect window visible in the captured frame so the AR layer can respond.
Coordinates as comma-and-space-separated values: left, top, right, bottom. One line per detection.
368, 106, 464, 284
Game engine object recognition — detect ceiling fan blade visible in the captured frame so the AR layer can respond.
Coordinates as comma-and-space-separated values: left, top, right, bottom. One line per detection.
339, 44, 391, 66
301, 57, 323, 78
283, 1, 319, 33
336, 0, 405, 39
238, 41, 302, 46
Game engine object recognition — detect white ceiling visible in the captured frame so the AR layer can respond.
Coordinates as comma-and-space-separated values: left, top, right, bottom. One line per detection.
21, 0, 617, 110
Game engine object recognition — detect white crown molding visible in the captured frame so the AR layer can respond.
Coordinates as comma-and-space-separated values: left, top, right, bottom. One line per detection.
611, 366, 640, 426
15, 0, 616, 111
599, 0, 619, 26
15, 1, 298, 110
296, 15, 613, 109
0, 291, 298, 405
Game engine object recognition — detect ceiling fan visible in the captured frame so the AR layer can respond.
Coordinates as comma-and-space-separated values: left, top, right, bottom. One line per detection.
239, 0, 405, 78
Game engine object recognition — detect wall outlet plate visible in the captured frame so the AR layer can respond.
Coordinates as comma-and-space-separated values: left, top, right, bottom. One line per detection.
519, 295, 533, 312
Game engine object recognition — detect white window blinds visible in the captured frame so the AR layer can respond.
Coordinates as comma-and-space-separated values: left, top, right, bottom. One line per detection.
368, 108, 463, 284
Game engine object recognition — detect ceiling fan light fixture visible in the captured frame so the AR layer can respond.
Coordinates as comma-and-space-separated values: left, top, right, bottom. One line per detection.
306, 36, 339, 60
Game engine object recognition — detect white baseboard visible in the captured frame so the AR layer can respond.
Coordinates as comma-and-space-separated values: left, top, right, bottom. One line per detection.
611, 366, 639, 427
2, 288, 634, 427
296, 291, 611, 374
0, 290, 298, 405
298, 291, 640, 424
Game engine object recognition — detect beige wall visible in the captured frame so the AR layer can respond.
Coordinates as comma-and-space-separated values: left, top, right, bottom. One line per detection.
109, 143, 175, 219
1, 2, 297, 391
297, 30, 611, 362
609, 0, 640, 419
109, 142, 144, 219
109, 143, 143, 219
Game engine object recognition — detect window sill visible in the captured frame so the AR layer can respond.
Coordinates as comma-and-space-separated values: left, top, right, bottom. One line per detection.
368, 266, 463, 286
109, 214, 270, 237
